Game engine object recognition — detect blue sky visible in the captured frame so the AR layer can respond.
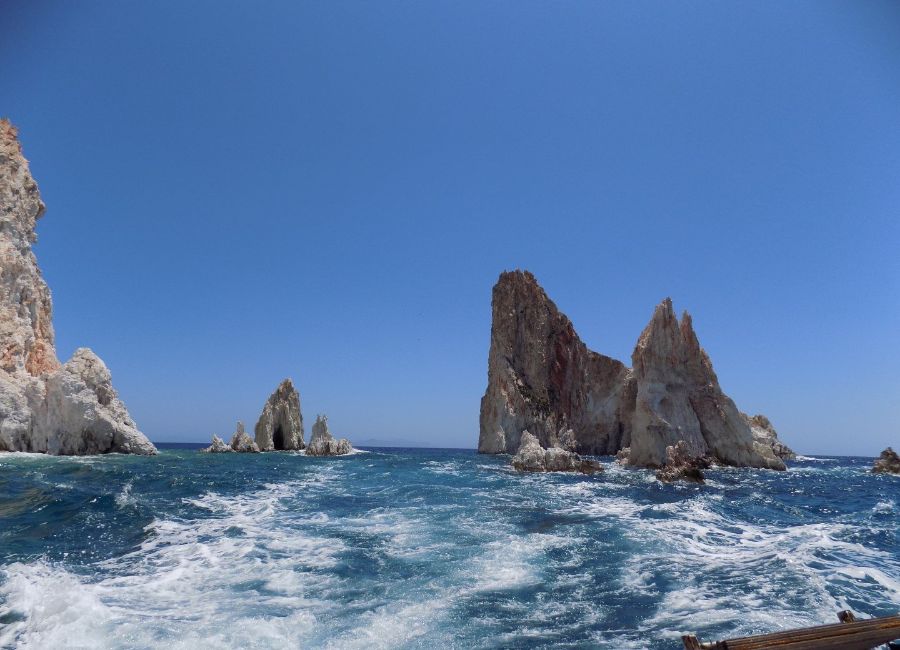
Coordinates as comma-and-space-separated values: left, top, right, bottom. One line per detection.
3, 1, 898, 453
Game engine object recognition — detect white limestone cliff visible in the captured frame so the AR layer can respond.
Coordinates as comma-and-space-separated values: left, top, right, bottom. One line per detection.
0, 119, 155, 455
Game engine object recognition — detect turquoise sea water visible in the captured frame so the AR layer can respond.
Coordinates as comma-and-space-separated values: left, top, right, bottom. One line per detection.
0, 447, 898, 649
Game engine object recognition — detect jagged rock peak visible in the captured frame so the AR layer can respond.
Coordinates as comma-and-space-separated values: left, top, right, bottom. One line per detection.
0, 120, 155, 455
872, 448, 900, 475
478, 270, 634, 456
479, 271, 787, 472
306, 414, 353, 456
201, 435, 233, 453
254, 378, 304, 451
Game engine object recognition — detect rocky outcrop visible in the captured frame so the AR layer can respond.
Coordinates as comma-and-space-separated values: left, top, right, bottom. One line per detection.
230, 421, 259, 453
305, 414, 352, 456
745, 413, 795, 460
0, 119, 155, 455
479, 271, 786, 471
201, 422, 260, 453
254, 379, 304, 451
510, 430, 602, 474
201, 435, 232, 453
655, 440, 710, 484
872, 448, 900, 475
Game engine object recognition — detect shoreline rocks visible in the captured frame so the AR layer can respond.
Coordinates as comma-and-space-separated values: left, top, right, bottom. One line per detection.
305, 414, 353, 456
510, 430, 602, 474
872, 448, 900, 475
254, 379, 304, 451
0, 119, 155, 455
479, 270, 786, 471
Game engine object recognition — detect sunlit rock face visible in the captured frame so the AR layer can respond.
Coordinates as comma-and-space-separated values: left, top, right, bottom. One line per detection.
254, 378, 304, 451
0, 119, 155, 455
479, 270, 785, 471
305, 414, 352, 456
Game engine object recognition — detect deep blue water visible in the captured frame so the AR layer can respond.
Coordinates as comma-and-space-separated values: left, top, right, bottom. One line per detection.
0, 448, 898, 649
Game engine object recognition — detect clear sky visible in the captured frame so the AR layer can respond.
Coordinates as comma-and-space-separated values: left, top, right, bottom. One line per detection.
3, 1, 898, 453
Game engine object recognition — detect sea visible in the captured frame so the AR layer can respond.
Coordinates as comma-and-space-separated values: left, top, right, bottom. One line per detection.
0, 446, 898, 649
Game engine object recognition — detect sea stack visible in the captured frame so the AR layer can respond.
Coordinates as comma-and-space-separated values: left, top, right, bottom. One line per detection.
201, 421, 259, 453
478, 270, 785, 470
0, 119, 155, 455
305, 414, 353, 456
254, 378, 304, 451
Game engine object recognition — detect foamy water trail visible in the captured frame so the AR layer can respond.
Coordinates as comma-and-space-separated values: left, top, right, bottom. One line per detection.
0, 450, 897, 649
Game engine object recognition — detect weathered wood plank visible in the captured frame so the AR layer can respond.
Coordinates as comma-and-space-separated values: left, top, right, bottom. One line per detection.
687, 611, 900, 650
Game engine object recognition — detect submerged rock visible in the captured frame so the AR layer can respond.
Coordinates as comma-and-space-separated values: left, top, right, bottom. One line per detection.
655, 440, 711, 484
201, 435, 233, 453
872, 448, 900, 475
254, 379, 304, 451
479, 271, 786, 471
306, 414, 353, 456
0, 120, 155, 455
510, 431, 602, 474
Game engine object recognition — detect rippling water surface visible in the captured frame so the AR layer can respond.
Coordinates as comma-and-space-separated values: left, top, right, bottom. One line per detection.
0, 447, 898, 649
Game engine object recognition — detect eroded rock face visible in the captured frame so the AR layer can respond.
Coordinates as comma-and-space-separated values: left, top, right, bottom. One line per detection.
254, 379, 304, 451
655, 440, 711, 484
305, 414, 352, 456
479, 271, 786, 471
510, 430, 602, 474
872, 448, 900, 475
0, 120, 155, 455
745, 413, 796, 461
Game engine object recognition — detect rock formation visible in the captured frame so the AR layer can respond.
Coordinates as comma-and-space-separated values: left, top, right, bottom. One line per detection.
254, 378, 304, 451
0, 119, 155, 455
745, 413, 795, 460
201, 422, 260, 453
655, 440, 710, 484
872, 448, 900, 475
230, 421, 259, 452
201, 435, 232, 453
479, 270, 786, 471
510, 430, 602, 474
305, 414, 353, 456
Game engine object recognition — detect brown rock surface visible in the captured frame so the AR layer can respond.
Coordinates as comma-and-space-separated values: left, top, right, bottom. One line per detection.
872, 447, 900, 475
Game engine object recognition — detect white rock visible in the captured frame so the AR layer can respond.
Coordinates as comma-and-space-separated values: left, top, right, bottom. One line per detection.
201, 435, 233, 453
305, 414, 353, 456
0, 121, 155, 455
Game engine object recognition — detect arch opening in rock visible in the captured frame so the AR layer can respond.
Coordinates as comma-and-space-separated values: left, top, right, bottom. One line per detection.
273, 425, 285, 450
